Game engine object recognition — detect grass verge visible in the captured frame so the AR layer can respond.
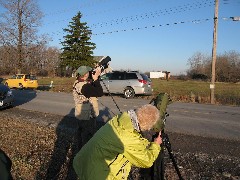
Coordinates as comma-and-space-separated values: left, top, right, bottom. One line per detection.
37, 77, 240, 106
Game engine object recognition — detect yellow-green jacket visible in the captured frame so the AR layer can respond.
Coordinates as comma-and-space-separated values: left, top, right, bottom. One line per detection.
73, 112, 160, 179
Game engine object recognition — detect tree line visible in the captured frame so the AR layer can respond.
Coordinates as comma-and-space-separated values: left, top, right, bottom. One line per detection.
0, 45, 61, 76
187, 51, 240, 82
0, 0, 96, 77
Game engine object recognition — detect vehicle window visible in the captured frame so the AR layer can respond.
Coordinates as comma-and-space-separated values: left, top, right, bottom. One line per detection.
126, 73, 137, 80
110, 73, 124, 80
30, 75, 37, 80
17, 75, 24, 79
25, 75, 31, 79
100, 74, 109, 80
11, 75, 16, 79
141, 74, 151, 81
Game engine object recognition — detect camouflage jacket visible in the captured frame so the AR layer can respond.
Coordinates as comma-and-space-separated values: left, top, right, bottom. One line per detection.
73, 80, 90, 104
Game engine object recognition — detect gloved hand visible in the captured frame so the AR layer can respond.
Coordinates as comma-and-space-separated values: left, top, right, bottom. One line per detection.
92, 66, 101, 81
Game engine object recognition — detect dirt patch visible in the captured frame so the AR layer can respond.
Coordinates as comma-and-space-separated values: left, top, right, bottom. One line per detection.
0, 107, 239, 179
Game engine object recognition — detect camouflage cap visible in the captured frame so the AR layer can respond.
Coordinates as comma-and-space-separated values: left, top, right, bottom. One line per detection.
76, 66, 92, 76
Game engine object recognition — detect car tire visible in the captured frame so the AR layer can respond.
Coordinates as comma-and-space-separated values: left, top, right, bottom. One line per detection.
124, 87, 135, 98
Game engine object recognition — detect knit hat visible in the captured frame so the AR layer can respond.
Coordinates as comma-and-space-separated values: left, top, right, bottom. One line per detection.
76, 66, 92, 76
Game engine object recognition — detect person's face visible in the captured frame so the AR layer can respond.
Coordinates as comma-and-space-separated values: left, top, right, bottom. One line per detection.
83, 72, 89, 79
77, 72, 89, 80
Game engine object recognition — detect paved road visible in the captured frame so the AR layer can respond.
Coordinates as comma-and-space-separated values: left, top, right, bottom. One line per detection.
12, 89, 240, 141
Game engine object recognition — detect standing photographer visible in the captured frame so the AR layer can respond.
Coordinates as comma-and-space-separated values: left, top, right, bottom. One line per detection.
73, 65, 103, 144
73, 104, 162, 179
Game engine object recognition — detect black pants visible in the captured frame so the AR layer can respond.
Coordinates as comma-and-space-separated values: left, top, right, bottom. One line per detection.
77, 118, 96, 148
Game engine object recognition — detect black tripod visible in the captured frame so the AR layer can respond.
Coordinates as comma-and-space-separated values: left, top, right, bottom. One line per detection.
148, 93, 183, 180
151, 113, 183, 180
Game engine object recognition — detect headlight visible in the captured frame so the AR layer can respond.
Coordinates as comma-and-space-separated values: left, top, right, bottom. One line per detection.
7, 90, 13, 96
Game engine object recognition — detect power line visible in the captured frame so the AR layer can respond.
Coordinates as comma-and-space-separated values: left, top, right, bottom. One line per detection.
221, 0, 240, 5
91, 16, 238, 36
42, 15, 239, 39
41, 0, 239, 40
94, 1, 229, 27
44, 0, 213, 26
41, 0, 239, 29
41, 0, 215, 41
89, 0, 214, 28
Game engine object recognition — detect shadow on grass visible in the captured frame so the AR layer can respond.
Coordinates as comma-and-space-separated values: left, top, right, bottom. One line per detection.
36, 107, 108, 179
36, 108, 79, 179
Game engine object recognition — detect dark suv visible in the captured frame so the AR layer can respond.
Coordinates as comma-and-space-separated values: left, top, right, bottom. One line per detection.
0, 78, 14, 109
100, 71, 153, 98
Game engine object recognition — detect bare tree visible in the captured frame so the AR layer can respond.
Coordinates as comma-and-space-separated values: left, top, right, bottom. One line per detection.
0, 46, 18, 74
0, 0, 43, 73
44, 47, 61, 76
217, 51, 240, 82
187, 52, 210, 78
187, 51, 240, 82
30, 45, 61, 76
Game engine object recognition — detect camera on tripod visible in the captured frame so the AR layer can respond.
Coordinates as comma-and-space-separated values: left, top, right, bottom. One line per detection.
91, 56, 111, 75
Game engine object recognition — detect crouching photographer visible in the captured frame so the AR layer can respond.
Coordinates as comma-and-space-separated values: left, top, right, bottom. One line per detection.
73, 104, 162, 179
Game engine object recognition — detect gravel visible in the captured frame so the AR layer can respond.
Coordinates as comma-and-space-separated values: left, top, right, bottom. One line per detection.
0, 107, 239, 180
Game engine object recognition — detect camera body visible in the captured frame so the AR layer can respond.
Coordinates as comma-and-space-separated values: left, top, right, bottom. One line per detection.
91, 56, 111, 75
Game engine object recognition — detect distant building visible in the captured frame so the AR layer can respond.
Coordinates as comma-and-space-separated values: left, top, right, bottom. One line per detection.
150, 71, 171, 80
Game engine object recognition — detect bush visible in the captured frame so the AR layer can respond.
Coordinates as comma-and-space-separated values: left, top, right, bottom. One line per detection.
191, 74, 208, 81
37, 70, 48, 77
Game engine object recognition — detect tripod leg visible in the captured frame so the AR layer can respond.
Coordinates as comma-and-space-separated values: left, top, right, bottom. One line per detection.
164, 135, 184, 180
152, 146, 165, 180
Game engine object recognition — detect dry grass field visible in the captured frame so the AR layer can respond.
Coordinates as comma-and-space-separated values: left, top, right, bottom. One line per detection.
35, 77, 240, 106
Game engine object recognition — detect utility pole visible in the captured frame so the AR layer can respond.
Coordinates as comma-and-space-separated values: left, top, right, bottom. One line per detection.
210, 0, 219, 104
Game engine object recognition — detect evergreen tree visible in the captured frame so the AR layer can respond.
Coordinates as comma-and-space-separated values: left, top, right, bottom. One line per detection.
60, 12, 96, 70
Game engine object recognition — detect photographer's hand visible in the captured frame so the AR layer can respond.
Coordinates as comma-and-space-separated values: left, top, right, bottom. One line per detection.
154, 131, 162, 145
92, 66, 101, 81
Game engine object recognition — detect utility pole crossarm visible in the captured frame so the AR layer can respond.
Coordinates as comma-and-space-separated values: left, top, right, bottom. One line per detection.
230, 17, 240, 21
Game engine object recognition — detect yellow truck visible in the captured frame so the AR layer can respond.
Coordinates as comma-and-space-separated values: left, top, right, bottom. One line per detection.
5, 74, 38, 89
